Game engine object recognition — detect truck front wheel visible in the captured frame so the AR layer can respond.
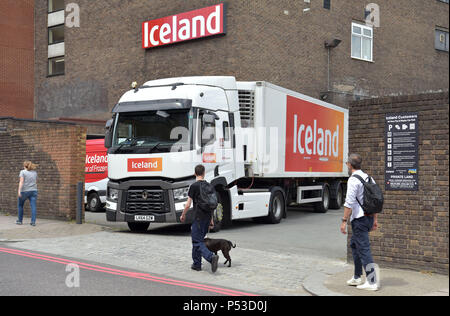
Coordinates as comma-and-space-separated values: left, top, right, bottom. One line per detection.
210, 192, 223, 233
127, 222, 150, 232
87, 192, 102, 212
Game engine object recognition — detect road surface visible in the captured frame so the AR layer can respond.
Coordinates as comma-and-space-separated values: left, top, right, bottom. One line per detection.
0, 246, 257, 296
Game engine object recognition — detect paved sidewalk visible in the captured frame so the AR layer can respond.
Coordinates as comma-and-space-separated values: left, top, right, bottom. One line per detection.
316, 265, 449, 296
0, 213, 104, 241
1, 213, 448, 296
9, 230, 346, 296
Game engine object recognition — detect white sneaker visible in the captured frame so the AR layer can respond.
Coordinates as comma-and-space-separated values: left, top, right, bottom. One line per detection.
347, 277, 364, 286
357, 281, 379, 291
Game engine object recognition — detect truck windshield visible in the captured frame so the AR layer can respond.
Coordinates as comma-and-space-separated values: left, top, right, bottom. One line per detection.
112, 109, 193, 154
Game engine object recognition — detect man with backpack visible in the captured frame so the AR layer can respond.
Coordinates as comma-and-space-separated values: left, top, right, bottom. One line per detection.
341, 154, 382, 291
180, 165, 219, 273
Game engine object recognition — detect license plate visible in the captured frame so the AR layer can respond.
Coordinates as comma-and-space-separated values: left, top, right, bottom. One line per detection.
134, 215, 155, 222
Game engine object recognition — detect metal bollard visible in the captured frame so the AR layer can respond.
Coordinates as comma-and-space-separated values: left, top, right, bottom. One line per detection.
76, 182, 84, 224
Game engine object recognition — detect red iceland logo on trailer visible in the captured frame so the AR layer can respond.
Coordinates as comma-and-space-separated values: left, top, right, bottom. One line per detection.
142, 3, 227, 49
285, 96, 345, 173
85, 139, 108, 184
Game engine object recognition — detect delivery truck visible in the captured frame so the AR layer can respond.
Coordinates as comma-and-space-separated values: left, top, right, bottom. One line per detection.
85, 138, 108, 212
104, 76, 349, 232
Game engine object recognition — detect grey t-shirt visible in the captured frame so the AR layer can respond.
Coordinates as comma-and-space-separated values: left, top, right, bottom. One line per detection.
19, 170, 38, 192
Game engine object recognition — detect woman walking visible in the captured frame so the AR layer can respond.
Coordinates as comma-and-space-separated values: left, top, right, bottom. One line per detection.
16, 161, 39, 226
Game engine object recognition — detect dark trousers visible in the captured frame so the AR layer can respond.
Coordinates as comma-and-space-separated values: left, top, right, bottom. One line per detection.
191, 218, 213, 268
350, 216, 375, 279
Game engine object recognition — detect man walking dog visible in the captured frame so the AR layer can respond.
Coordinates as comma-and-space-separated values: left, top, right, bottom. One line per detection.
341, 154, 381, 291
180, 165, 219, 273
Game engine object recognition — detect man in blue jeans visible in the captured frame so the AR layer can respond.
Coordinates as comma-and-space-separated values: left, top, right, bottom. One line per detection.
180, 165, 219, 273
341, 154, 380, 291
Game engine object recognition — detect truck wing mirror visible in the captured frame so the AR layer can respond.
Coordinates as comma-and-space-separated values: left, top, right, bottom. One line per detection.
104, 119, 114, 149
202, 114, 216, 124
202, 112, 219, 124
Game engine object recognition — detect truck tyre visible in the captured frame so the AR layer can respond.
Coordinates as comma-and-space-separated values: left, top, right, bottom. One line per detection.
266, 190, 285, 224
87, 192, 102, 212
127, 222, 150, 232
329, 181, 344, 210
220, 191, 233, 229
314, 184, 330, 213
210, 192, 223, 233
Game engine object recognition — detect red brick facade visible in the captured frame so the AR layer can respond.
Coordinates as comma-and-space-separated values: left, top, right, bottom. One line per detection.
0, 0, 34, 119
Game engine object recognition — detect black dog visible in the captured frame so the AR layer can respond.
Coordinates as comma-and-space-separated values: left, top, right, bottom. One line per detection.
204, 238, 236, 267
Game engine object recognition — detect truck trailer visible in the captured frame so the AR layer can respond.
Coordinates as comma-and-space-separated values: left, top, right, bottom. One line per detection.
104, 76, 349, 232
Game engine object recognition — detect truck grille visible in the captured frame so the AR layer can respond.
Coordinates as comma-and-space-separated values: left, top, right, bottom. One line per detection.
239, 90, 255, 128
127, 202, 165, 213
127, 189, 163, 202
125, 189, 168, 214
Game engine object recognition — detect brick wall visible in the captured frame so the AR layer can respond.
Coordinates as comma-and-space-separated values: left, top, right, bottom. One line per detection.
34, 0, 449, 120
0, 0, 34, 119
348, 92, 449, 275
0, 119, 87, 221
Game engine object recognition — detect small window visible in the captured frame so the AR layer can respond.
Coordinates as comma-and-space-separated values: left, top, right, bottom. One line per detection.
48, 25, 64, 44
324, 0, 331, 10
48, 0, 65, 13
351, 22, 373, 62
435, 28, 449, 52
48, 56, 65, 76
223, 121, 230, 142
200, 113, 216, 148
201, 123, 216, 147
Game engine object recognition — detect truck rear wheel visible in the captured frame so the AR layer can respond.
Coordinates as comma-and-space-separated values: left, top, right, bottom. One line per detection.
329, 181, 344, 210
266, 190, 285, 224
313, 184, 330, 213
127, 222, 150, 232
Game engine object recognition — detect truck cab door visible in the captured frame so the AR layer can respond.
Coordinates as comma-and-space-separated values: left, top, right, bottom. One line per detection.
199, 111, 234, 184
215, 112, 234, 183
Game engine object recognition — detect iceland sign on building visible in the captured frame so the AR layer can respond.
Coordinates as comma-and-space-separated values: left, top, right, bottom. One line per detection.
142, 4, 227, 49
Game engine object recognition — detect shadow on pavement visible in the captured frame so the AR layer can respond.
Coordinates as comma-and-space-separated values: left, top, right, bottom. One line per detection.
381, 277, 409, 288
99, 205, 338, 236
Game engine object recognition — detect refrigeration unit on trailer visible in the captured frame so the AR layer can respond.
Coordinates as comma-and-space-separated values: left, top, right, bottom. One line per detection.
104, 76, 349, 232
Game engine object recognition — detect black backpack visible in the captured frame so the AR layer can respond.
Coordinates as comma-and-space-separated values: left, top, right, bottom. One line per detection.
197, 181, 218, 213
353, 174, 384, 215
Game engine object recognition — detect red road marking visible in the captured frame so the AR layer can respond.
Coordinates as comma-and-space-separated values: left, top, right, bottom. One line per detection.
0, 247, 258, 297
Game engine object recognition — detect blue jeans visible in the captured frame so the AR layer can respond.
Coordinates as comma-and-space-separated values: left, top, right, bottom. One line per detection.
18, 191, 38, 224
350, 216, 375, 279
191, 218, 213, 268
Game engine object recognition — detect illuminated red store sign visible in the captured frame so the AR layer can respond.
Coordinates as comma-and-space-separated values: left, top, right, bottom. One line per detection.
142, 3, 227, 49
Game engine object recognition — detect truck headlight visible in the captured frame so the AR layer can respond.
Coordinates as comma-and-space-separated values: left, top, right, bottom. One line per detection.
108, 188, 119, 201
173, 187, 189, 201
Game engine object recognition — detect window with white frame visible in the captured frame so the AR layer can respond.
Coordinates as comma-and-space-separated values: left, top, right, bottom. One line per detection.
351, 22, 373, 62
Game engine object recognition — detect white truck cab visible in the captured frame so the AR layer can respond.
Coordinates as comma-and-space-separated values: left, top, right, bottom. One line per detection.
104, 76, 348, 232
